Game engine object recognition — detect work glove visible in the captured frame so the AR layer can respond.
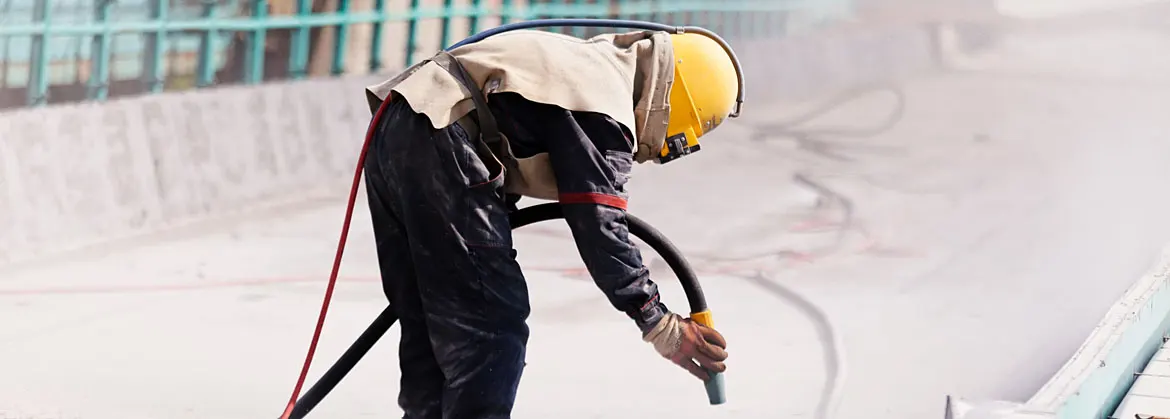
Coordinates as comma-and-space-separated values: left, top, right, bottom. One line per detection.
643, 312, 728, 381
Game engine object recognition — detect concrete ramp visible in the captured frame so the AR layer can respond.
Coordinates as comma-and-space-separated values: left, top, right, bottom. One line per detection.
4, 15, 1170, 419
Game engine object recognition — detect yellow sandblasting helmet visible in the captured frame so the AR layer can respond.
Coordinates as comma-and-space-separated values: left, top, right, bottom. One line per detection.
659, 32, 740, 164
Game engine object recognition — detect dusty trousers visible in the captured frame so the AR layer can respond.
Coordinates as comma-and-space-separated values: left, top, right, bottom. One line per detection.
362, 97, 531, 419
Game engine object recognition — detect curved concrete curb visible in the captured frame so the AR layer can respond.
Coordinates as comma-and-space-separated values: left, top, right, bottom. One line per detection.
947, 246, 1170, 419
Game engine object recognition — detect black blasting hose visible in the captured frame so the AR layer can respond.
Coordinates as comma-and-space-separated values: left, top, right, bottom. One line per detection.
285, 202, 721, 419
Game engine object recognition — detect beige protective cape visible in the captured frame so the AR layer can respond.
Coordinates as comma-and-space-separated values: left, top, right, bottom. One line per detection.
364, 29, 675, 200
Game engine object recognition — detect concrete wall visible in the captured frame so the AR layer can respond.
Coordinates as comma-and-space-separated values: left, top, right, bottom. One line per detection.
0, 22, 949, 265
0, 75, 380, 264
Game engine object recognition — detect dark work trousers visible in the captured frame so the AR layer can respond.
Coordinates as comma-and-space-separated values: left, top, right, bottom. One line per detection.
362, 97, 531, 419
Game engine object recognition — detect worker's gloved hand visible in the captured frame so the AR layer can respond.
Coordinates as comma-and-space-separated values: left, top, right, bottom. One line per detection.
643, 312, 728, 381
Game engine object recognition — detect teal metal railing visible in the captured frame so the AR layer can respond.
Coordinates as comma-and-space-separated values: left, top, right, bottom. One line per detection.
0, 0, 855, 109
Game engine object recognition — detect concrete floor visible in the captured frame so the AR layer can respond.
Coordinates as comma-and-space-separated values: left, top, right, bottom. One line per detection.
4, 25, 1170, 419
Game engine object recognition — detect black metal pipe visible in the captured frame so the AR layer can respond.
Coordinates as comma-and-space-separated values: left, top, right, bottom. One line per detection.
285, 202, 710, 418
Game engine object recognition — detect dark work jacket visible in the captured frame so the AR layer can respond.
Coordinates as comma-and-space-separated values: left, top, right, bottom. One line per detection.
486, 92, 669, 333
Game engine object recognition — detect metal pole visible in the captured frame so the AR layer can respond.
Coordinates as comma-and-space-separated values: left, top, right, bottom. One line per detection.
439, 0, 454, 49
245, 0, 270, 84
404, 0, 420, 66
196, 0, 219, 88
88, 0, 114, 101
289, 0, 311, 79
570, 0, 585, 38
330, 0, 350, 75
499, 0, 513, 24
26, 0, 50, 106
144, 0, 169, 93
369, 0, 385, 72
468, 0, 483, 35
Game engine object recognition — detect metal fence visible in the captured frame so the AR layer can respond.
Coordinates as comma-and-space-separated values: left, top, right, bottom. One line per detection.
0, 0, 855, 109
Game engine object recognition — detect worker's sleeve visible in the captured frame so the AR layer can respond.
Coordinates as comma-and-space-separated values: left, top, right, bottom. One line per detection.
549, 112, 670, 334
491, 96, 669, 334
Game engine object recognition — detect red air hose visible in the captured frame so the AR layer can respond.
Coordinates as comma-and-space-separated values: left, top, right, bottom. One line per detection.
278, 98, 392, 419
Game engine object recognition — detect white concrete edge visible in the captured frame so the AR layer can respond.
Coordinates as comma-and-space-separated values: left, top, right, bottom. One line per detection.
945, 245, 1170, 419
1027, 245, 1170, 418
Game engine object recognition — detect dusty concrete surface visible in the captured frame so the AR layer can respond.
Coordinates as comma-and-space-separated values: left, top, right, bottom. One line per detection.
4, 22, 1170, 419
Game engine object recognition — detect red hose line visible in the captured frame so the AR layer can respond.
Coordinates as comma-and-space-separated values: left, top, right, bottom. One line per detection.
279, 98, 391, 419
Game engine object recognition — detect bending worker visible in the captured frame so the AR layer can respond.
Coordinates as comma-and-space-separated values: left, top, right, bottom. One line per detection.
362, 27, 737, 418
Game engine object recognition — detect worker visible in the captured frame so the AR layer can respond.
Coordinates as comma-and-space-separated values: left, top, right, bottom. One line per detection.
361, 28, 737, 419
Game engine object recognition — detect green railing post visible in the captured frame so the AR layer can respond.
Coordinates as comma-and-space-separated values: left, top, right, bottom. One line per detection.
722, 11, 734, 38
532, 0, 552, 32
439, 0, 454, 49
618, 0, 633, 21
196, 0, 219, 88
468, 0, 483, 36
764, 11, 773, 37
570, 0, 585, 38
739, 9, 751, 39
244, 0, 269, 84
752, 8, 765, 38
330, 0, 350, 75
88, 0, 114, 101
1, 37, 8, 89
771, 10, 788, 38
369, 0, 385, 72
499, 0, 513, 25
144, 0, 169, 93
404, 0, 420, 66
26, 0, 50, 107
289, 0, 311, 79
